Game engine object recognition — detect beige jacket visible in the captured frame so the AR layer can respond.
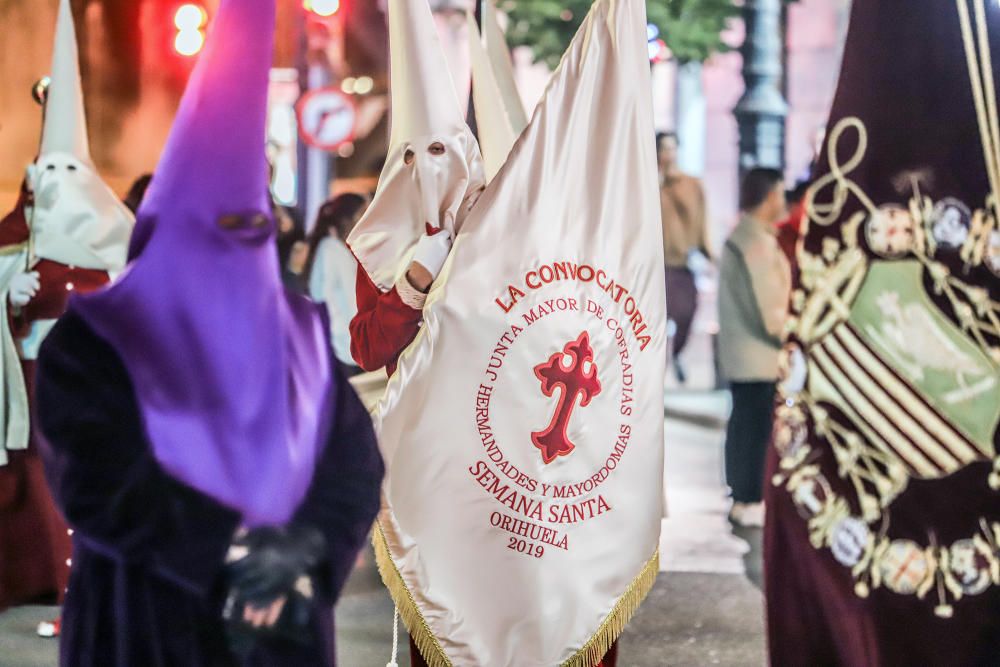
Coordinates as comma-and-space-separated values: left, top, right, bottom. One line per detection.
717, 215, 791, 382
660, 173, 709, 267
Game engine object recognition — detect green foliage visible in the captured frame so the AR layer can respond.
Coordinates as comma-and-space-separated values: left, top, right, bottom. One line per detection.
647, 0, 742, 63
500, 0, 792, 68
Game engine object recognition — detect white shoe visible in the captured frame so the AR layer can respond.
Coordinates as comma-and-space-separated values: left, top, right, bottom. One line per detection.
36, 618, 60, 638
732, 502, 765, 528
729, 502, 747, 524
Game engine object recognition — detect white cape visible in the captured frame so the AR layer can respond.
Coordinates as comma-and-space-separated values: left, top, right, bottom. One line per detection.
373, 1, 666, 665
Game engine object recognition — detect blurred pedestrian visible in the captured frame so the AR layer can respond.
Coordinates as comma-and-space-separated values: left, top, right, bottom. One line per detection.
123, 173, 152, 214
274, 204, 304, 271
657, 131, 710, 384
718, 168, 790, 527
282, 240, 310, 295
36, 1, 382, 664
306, 193, 367, 370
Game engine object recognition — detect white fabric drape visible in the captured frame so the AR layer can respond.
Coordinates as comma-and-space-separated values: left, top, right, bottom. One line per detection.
0, 249, 31, 463
374, 1, 666, 664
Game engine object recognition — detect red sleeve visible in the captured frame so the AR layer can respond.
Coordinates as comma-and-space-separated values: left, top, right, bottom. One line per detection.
775, 222, 797, 268
776, 202, 806, 268
12, 261, 110, 339
349, 265, 423, 374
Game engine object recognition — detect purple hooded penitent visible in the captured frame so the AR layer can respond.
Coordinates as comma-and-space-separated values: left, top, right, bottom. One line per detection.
70, 0, 332, 527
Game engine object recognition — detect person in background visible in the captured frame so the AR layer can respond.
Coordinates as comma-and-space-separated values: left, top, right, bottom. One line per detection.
282, 240, 310, 295
0, 0, 133, 637
36, 0, 382, 662
718, 167, 791, 528
274, 204, 304, 272
306, 193, 367, 371
657, 131, 710, 384
123, 174, 152, 214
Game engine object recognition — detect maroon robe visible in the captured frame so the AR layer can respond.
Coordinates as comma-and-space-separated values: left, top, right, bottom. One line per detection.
764, 2, 1000, 665
0, 187, 109, 610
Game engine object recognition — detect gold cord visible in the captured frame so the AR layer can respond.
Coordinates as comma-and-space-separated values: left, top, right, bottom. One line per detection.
974, 0, 1000, 190
957, 0, 1000, 218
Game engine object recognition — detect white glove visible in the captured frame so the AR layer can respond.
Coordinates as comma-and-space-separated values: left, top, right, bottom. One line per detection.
411, 225, 453, 281
8, 272, 40, 308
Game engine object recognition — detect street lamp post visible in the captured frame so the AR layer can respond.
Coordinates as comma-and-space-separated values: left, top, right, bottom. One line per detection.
734, 0, 788, 180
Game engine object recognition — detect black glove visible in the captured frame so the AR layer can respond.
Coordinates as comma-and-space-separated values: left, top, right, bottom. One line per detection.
222, 585, 314, 656
227, 524, 326, 606
221, 524, 327, 657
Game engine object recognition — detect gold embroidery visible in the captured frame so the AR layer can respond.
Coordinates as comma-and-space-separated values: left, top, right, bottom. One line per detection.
784, 20, 1000, 613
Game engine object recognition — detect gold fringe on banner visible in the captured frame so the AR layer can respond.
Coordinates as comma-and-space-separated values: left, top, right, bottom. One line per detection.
560, 551, 659, 667
372, 521, 453, 667
373, 519, 660, 667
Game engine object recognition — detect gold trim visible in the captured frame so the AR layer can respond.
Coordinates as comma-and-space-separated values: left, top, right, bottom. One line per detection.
373, 520, 453, 667
957, 0, 1000, 212
560, 551, 659, 667
373, 519, 659, 667
0, 242, 27, 257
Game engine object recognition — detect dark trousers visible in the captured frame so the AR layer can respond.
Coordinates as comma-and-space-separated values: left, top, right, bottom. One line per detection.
724, 381, 776, 503
665, 266, 697, 359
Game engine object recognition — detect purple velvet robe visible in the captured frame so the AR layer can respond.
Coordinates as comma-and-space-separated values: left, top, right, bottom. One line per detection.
35, 309, 384, 667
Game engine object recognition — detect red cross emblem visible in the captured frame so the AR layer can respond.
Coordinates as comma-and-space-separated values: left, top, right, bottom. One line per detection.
531, 331, 602, 464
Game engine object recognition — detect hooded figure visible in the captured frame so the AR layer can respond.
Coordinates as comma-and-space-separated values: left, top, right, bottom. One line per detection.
347, 0, 486, 376
34, 0, 382, 663
468, 0, 528, 183
0, 0, 132, 614
766, 1, 1000, 665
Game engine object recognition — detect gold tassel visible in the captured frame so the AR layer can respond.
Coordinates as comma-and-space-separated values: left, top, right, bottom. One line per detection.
372, 521, 453, 667
561, 551, 659, 667
372, 520, 660, 667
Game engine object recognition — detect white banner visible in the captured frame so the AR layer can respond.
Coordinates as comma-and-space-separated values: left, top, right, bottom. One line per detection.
374, 1, 666, 665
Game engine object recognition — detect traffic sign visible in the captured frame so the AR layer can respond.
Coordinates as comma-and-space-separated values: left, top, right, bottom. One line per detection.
296, 87, 357, 151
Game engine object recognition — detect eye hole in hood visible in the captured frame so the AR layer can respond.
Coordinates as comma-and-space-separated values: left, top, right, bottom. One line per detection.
216, 211, 274, 244
218, 214, 242, 229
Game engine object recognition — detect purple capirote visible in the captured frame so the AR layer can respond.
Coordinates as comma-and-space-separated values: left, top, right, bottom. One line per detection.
70, 0, 334, 527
